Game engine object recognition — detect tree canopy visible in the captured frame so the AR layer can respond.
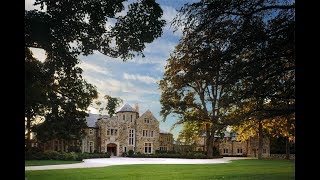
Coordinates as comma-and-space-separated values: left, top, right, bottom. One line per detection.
25, 0, 166, 149
160, 0, 294, 158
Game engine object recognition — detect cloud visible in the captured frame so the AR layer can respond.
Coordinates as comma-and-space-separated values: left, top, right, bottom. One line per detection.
87, 106, 100, 114
25, 0, 36, 10
29, 47, 47, 62
123, 73, 159, 84
161, 5, 183, 37
78, 61, 112, 76
161, 5, 178, 24
25, 0, 46, 11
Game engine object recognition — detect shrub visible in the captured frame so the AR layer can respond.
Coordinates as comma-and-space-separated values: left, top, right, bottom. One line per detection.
25, 150, 111, 161
43, 150, 60, 160
128, 150, 134, 157
212, 147, 220, 156
25, 147, 44, 160
65, 152, 78, 161
193, 152, 207, 159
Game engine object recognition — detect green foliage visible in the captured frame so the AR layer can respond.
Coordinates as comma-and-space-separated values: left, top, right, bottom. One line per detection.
129, 152, 220, 159
26, 0, 165, 145
25, 148, 44, 160
270, 137, 295, 154
128, 150, 134, 157
104, 95, 123, 117
155, 150, 176, 154
26, 0, 165, 59
177, 122, 206, 145
161, 0, 294, 159
25, 160, 81, 166
25, 151, 110, 161
212, 147, 220, 156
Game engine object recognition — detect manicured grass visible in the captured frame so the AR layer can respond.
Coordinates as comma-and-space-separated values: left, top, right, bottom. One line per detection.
25, 160, 82, 166
25, 159, 294, 180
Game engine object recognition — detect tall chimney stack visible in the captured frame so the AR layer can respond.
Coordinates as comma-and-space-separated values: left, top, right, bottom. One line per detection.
134, 103, 139, 117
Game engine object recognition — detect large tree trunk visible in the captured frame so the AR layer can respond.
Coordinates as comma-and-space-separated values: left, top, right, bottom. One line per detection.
205, 123, 210, 156
285, 137, 290, 160
285, 116, 291, 160
258, 120, 263, 159
26, 116, 32, 151
206, 135, 214, 158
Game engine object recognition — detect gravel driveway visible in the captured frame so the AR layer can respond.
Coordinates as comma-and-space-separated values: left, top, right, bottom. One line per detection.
25, 157, 253, 171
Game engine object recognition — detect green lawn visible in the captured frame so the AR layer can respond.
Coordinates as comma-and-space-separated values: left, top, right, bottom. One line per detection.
25, 159, 294, 180
25, 160, 82, 166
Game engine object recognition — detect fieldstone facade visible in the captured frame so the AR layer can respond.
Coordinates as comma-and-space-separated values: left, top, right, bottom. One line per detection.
159, 131, 174, 151
81, 103, 171, 156
195, 132, 270, 158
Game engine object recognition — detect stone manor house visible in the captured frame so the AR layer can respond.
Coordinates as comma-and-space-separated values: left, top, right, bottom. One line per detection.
41, 103, 174, 156
193, 132, 270, 158
32, 103, 269, 157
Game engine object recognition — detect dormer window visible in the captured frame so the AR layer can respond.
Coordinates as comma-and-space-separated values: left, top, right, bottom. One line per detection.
144, 118, 151, 124
107, 128, 118, 136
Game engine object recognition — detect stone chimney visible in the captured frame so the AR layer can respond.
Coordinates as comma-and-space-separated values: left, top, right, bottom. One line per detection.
133, 103, 139, 117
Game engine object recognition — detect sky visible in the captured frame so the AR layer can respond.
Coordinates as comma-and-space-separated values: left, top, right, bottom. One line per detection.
26, 0, 199, 139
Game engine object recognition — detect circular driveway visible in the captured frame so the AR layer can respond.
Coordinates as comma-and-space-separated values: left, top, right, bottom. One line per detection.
25, 157, 253, 171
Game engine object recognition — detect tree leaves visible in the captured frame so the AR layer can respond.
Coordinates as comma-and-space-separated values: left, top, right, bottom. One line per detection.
26, 0, 166, 144
160, 0, 294, 158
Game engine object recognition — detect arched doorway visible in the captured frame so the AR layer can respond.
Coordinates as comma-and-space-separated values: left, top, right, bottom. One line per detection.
107, 143, 117, 156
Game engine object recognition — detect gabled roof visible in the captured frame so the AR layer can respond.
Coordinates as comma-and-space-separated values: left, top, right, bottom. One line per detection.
201, 131, 238, 139
117, 103, 134, 112
85, 113, 100, 128
160, 129, 171, 134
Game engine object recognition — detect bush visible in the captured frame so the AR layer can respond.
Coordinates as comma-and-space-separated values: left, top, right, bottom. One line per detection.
128, 150, 134, 157
65, 152, 78, 160
212, 147, 220, 156
192, 152, 207, 159
155, 150, 176, 154
25, 150, 42, 160
43, 150, 60, 160
128, 151, 220, 159
25, 151, 111, 161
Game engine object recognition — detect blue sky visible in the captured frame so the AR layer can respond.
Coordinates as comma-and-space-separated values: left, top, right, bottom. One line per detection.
26, 0, 198, 139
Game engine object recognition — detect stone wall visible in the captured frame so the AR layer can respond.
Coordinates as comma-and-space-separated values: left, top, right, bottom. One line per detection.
135, 110, 160, 154
199, 136, 270, 158
96, 111, 137, 156
159, 133, 173, 151
82, 127, 99, 153
247, 137, 270, 158
269, 154, 295, 159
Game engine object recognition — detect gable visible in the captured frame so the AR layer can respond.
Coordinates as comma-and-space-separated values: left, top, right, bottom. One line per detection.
137, 110, 159, 125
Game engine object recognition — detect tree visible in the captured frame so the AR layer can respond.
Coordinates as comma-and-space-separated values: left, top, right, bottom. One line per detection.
25, 0, 166, 60
25, 0, 166, 148
32, 62, 98, 143
160, 14, 237, 157
94, 95, 123, 117
25, 48, 48, 149
104, 95, 123, 117
232, 113, 295, 159
177, 122, 206, 146
162, 0, 294, 159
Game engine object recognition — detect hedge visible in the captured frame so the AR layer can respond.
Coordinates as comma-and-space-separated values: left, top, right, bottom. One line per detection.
25, 150, 110, 161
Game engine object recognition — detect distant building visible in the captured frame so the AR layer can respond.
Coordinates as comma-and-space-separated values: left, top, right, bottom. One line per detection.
159, 130, 174, 151
39, 103, 174, 156
195, 132, 270, 158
